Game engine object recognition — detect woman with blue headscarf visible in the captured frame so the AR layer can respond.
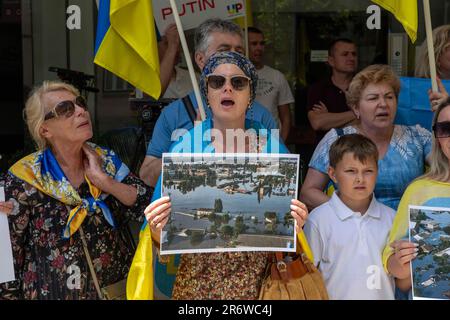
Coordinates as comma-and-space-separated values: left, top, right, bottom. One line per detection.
0, 81, 152, 300
127, 52, 310, 300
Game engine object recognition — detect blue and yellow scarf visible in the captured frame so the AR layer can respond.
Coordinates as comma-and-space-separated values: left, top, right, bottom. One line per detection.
9, 142, 130, 239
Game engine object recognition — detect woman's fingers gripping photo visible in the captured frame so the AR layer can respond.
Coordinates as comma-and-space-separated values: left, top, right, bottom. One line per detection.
290, 199, 309, 232
390, 240, 419, 265
144, 196, 172, 232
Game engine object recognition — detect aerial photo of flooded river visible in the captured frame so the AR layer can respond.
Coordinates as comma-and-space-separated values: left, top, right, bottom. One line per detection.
160, 154, 299, 254
410, 206, 450, 300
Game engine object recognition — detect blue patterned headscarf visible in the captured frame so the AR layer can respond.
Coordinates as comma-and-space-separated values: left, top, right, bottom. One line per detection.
200, 51, 258, 107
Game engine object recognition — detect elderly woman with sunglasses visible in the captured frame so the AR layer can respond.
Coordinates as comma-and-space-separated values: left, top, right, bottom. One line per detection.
127, 51, 310, 300
381, 98, 450, 297
0, 81, 152, 300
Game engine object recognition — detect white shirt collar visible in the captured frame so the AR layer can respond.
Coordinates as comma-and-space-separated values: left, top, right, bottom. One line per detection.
329, 193, 381, 221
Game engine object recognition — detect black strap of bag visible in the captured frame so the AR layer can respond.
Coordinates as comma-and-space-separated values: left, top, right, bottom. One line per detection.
182, 94, 197, 125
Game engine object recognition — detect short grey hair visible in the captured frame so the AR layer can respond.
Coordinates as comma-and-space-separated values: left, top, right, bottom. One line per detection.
194, 18, 243, 54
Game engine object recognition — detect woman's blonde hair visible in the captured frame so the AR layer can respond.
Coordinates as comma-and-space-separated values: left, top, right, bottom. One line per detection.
421, 99, 450, 182
415, 25, 450, 78
346, 64, 401, 108
24, 81, 79, 150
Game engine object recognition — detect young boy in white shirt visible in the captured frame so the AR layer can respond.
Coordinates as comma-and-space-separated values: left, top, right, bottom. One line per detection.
304, 134, 396, 300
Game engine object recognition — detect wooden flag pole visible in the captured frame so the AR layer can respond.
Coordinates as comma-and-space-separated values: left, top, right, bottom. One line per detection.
423, 0, 438, 92
169, 0, 206, 121
244, 8, 249, 58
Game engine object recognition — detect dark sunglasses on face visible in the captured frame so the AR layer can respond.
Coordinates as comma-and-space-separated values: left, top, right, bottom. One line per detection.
433, 121, 450, 138
207, 74, 251, 91
44, 96, 88, 121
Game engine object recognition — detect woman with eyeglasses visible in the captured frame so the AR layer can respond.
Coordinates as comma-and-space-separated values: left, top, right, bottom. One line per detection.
382, 98, 450, 297
0, 81, 152, 300
127, 51, 311, 300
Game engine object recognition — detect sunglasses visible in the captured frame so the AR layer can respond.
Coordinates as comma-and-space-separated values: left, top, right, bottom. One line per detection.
433, 121, 450, 138
44, 96, 88, 121
207, 74, 251, 91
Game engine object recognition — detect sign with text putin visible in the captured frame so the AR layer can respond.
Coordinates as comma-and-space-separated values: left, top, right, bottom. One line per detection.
153, 0, 246, 32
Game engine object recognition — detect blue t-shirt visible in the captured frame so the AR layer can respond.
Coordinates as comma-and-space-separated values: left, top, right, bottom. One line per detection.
146, 91, 278, 158
309, 125, 432, 210
151, 118, 289, 298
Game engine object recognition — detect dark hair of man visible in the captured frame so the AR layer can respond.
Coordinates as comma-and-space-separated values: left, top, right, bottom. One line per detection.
329, 134, 379, 168
328, 38, 355, 57
247, 26, 263, 35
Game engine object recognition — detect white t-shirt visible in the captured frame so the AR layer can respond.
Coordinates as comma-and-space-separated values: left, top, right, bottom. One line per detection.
255, 65, 294, 127
304, 193, 396, 300
163, 66, 194, 99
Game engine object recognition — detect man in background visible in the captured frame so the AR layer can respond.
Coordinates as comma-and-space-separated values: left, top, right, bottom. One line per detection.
307, 38, 358, 144
158, 24, 194, 99
248, 26, 294, 142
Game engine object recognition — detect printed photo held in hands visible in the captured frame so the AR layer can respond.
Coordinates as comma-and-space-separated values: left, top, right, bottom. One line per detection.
158, 153, 301, 255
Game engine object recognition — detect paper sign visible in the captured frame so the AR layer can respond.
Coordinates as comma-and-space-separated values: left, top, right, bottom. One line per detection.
310, 50, 328, 62
153, 0, 246, 32
0, 187, 15, 284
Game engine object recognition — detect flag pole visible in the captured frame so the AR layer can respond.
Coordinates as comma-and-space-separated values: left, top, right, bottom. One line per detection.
423, 0, 438, 92
244, 6, 249, 58
169, 0, 206, 121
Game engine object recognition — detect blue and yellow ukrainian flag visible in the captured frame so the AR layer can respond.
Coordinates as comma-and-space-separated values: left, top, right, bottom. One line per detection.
372, 0, 418, 43
95, 0, 161, 99
127, 222, 154, 300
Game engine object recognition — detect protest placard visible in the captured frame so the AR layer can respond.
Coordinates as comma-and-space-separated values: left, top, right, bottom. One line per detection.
0, 187, 15, 284
153, 0, 246, 32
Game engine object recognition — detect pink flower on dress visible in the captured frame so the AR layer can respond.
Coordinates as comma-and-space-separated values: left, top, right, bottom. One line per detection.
51, 255, 65, 269
23, 271, 38, 284
38, 233, 47, 245
100, 253, 111, 267
35, 218, 44, 230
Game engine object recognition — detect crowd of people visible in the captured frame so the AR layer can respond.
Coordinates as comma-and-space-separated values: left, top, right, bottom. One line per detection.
0, 18, 449, 300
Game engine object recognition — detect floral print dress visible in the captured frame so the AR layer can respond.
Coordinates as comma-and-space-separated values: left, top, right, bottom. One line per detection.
0, 172, 152, 300
172, 252, 269, 300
